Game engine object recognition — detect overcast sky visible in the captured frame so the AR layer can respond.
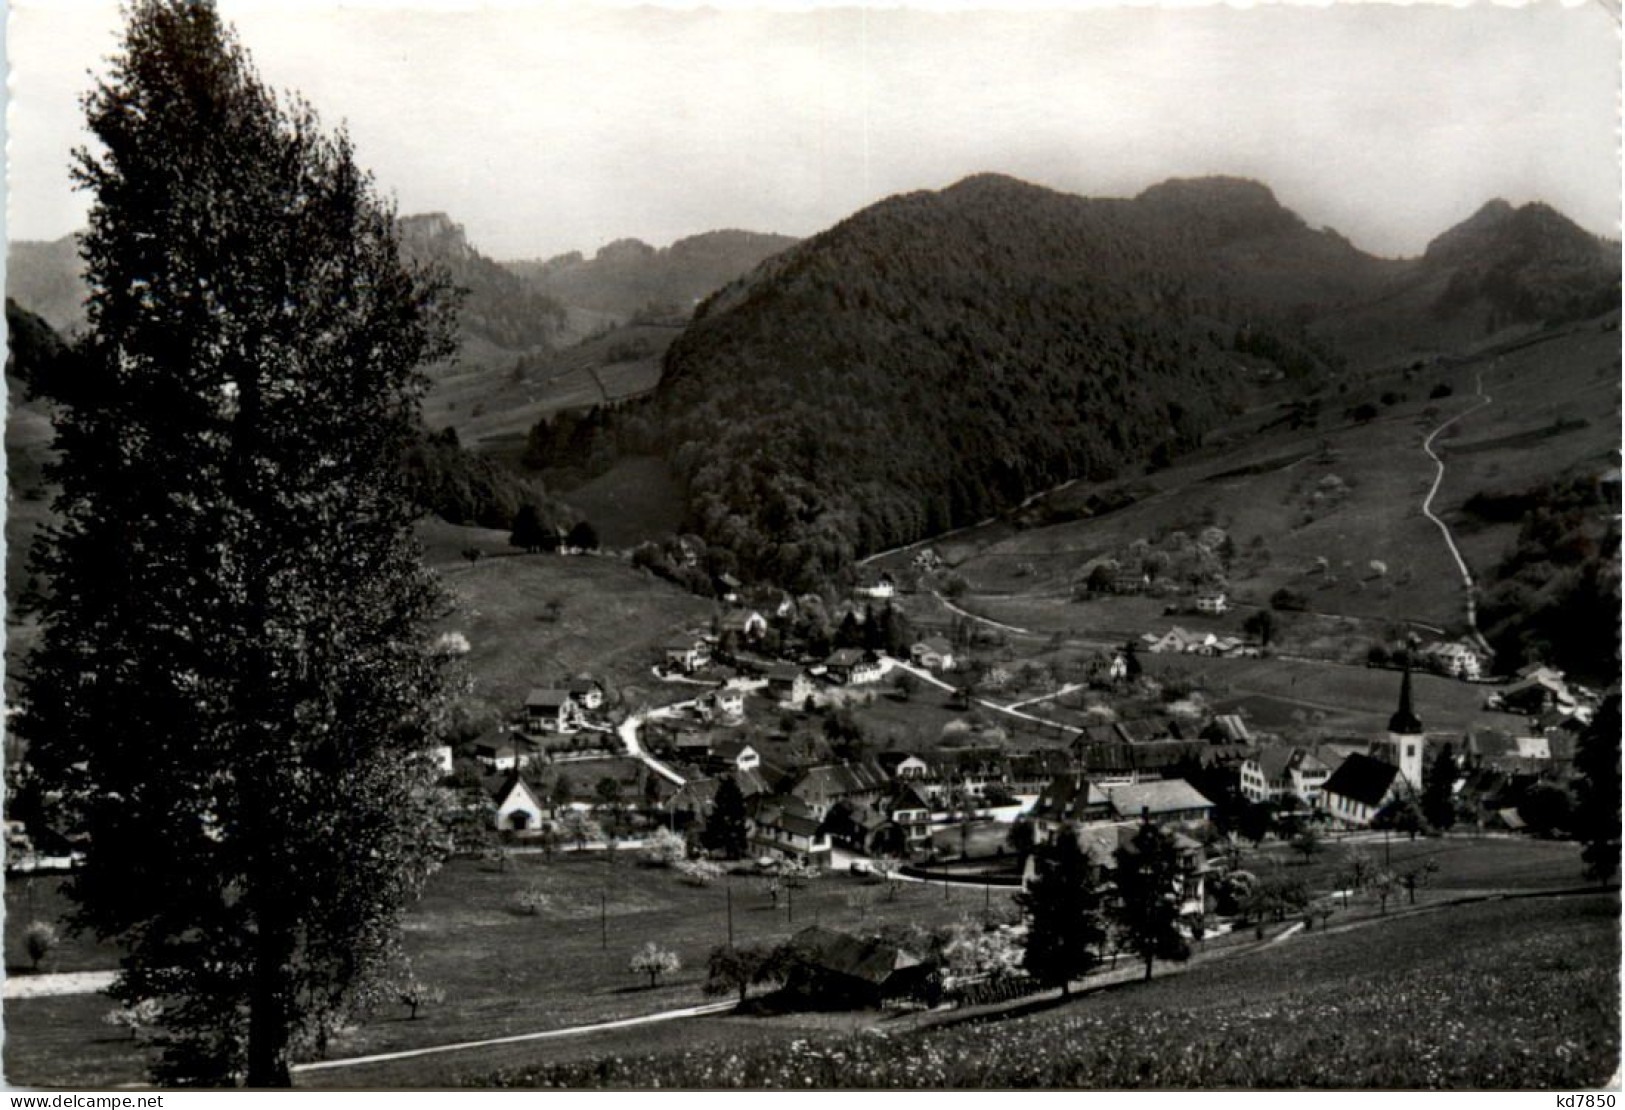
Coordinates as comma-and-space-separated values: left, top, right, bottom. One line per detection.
7, 0, 1620, 262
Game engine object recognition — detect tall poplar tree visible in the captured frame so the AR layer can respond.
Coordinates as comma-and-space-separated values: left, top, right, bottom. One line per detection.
22, 0, 459, 1086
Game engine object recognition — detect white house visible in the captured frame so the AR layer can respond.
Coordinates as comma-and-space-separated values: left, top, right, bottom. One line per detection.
664, 639, 711, 674
825, 648, 884, 685
567, 678, 605, 712
719, 609, 769, 641
766, 663, 818, 706
1194, 589, 1228, 615
712, 739, 761, 773
706, 688, 746, 721
1240, 746, 1332, 808
910, 637, 956, 672
1420, 640, 1485, 681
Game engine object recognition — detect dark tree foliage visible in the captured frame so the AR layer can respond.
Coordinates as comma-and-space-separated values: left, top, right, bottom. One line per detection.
404, 427, 557, 531
1014, 830, 1106, 996
1422, 743, 1458, 831
1475, 475, 1621, 680
701, 777, 750, 860
1111, 822, 1193, 982
509, 503, 556, 553
1573, 695, 1621, 883
520, 177, 1369, 590
567, 519, 600, 551
21, 0, 457, 1085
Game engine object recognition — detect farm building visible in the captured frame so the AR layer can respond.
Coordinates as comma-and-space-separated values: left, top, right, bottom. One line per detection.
1194, 588, 1229, 614
664, 639, 711, 674
765, 663, 819, 706
778, 926, 931, 1008
749, 797, 831, 865
825, 648, 884, 685
910, 637, 956, 672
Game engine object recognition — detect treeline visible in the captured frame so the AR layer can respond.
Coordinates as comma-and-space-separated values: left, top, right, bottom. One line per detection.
1472, 472, 1621, 678
520, 176, 1358, 591
401, 426, 568, 533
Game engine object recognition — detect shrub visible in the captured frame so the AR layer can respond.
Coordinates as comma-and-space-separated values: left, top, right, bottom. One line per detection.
24, 921, 57, 971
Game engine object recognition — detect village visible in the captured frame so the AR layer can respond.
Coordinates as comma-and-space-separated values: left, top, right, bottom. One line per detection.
413, 547, 1607, 1007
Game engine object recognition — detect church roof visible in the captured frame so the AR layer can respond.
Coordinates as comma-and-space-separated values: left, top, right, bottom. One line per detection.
1388, 665, 1423, 735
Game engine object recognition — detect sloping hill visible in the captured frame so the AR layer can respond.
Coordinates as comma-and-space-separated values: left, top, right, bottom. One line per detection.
505, 229, 797, 321
576, 174, 1375, 588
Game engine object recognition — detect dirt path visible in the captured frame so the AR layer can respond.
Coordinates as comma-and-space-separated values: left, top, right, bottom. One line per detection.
291, 1000, 739, 1076
1419, 370, 1495, 652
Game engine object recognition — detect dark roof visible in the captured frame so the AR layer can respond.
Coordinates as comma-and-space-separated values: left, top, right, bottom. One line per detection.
1031, 773, 1111, 823
825, 648, 870, 667
713, 738, 755, 759
485, 769, 540, 807
788, 761, 889, 800
567, 678, 602, 695
888, 784, 932, 813
1322, 753, 1400, 808
1388, 666, 1423, 735
766, 663, 805, 682
786, 926, 921, 986
525, 688, 573, 710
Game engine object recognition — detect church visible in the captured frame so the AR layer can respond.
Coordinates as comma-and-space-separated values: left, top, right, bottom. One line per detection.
1321, 666, 1425, 827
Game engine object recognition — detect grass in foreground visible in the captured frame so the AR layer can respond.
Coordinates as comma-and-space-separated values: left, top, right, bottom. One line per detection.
473, 890, 1619, 1089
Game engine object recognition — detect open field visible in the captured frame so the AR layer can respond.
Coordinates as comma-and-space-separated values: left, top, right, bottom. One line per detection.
427, 536, 715, 722
3, 853, 1018, 1088
872, 316, 1620, 658
1137, 652, 1510, 738
472, 888, 1620, 1089
1234, 832, 1587, 897
559, 455, 689, 549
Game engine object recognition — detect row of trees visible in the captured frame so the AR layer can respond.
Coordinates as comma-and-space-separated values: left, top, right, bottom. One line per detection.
1016, 822, 1194, 993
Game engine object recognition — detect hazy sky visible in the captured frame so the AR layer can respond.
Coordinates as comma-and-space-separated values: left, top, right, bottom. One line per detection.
6, 0, 1620, 261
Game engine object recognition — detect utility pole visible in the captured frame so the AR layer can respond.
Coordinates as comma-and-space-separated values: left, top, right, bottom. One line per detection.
787, 879, 794, 925
600, 889, 607, 951
726, 881, 734, 946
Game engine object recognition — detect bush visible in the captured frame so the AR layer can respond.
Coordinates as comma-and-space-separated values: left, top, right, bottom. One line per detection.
640, 827, 687, 867
24, 921, 57, 971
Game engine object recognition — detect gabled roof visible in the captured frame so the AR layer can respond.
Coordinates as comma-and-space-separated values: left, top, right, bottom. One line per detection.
1105, 779, 1214, 818
1206, 714, 1252, 744
486, 769, 542, 808
526, 688, 573, 710
917, 637, 953, 654
713, 738, 756, 760
1322, 753, 1400, 808
1032, 773, 1112, 823
786, 926, 921, 986
825, 648, 871, 667
788, 761, 889, 799
888, 784, 932, 813
766, 663, 806, 682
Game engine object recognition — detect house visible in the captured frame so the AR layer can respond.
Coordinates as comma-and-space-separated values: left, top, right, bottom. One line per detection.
1495, 669, 1576, 716
910, 637, 956, 672
664, 639, 711, 674
1320, 752, 1402, 827
1103, 779, 1215, 827
667, 770, 773, 823
784, 762, 890, 818
1113, 569, 1150, 594
525, 688, 583, 734
778, 926, 931, 1008
716, 572, 743, 604
488, 771, 549, 831
750, 797, 832, 864
1143, 627, 1203, 655
884, 785, 933, 851
857, 573, 897, 600
1029, 773, 1113, 838
825, 648, 884, 685
473, 732, 541, 771
567, 678, 605, 712
1239, 746, 1332, 808
704, 688, 747, 721
1006, 749, 1073, 794
1419, 639, 1486, 681
432, 744, 455, 775
765, 663, 819, 707
719, 609, 769, 642
1090, 650, 1129, 683
1194, 588, 1228, 615
710, 738, 761, 773
1202, 714, 1253, 745
877, 751, 934, 782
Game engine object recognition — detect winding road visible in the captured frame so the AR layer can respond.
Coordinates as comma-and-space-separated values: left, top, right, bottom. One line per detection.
1419, 370, 1496, 653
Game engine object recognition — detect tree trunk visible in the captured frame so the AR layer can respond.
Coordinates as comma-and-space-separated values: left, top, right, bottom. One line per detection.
246, 922, 295, 1087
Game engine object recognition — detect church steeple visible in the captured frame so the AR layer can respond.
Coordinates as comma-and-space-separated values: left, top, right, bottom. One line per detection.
1388, 661, 1423, 736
